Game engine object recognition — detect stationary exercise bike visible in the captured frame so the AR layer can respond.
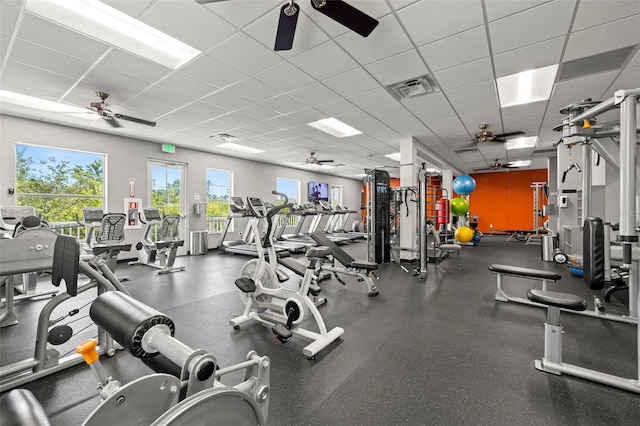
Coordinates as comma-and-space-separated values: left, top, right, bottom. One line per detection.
131, 207, 185, 274
230, 192, 344, 359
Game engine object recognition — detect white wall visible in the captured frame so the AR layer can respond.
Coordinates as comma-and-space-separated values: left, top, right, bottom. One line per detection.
0, 114, 362, 250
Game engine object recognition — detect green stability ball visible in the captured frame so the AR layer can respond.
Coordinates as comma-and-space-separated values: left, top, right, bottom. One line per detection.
450, 197, 469, 216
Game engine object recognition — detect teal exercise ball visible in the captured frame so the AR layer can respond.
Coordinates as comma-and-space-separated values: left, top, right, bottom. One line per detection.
453, 175, 476, 195
450, 197, 469, 216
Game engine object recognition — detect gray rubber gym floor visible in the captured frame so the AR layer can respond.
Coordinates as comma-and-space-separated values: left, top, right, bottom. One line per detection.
1, 235, 638, 425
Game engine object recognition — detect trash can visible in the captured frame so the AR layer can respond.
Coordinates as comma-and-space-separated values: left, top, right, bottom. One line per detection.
189, 230, 208, 255
541, 235, 557, 261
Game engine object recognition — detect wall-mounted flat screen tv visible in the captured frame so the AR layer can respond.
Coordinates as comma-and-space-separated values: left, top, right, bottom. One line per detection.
308, 181, 329, 202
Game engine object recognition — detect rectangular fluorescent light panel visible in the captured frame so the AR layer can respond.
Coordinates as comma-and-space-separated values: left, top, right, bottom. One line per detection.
0, 90, 99, 120
307, 118, 362, 138
218, 142, 264, 154
384, 153, 401, 162
506, 136, 537, 150
497, 64, 558, 108
25, 0, 201, 70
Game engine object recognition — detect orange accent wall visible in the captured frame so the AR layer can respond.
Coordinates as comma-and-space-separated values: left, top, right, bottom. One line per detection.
469, 169, 547, 234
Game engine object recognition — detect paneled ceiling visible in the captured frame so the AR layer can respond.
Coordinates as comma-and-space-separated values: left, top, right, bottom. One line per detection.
1, 0, 639, 179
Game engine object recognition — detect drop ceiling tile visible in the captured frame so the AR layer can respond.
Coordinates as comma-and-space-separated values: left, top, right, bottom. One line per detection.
493, 36, 565, 77
484, 0, 550, 22
322, 68, 380, 97
364, 50, 429, 85
262, 94, 308, 115
237, 104, 279, 121
214, 112, 254, 130
142, 0, 236, 51
552, 70, 620, 98
289, 83, 341, 106
207, 32, 283, 75
254, 62, 317, 93
240, 121, 280, 135
2, 60, 77, 98
1, 1, 19, 35
97, 48, 172, 83
419, 26, 489, 72
573, 1, 640, 31
201, 90, 253, 111
339, 110, 378, 126
335, 14, 413, 66
564, 15, 640, 61
264, 115, 303, 130
225, 78, 280, 103
368, 103, 410, 120
489, 1, 576, 54
454, 96, 499, 114
130, 85, 191, 109
180, 54, 248, 89
397, 0, 484, 46
347, 87, 397, 110
612, 64, 640, 89
201, 0, 275, 28
315, 99, 362, 117
434, 57, 493, 90
101, 0, 153, 18
458, 110, 502, 130
177, 101, 228, 121
157, 72, 218, 99
446, 81, 497, 105
17, 13, 109, 62
415, 106, 457, 122
289, 41, 359, 81
388, 0, 421, 11
1, 33, 10, 59
9, 39, 92, 80
401, 92, 449, 113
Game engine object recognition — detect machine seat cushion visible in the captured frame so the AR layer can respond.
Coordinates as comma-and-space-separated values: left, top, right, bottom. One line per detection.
0, 389, 51, 426
526, 289, 587, 311
235, 277, 257, 293
350, 260, 378, 271
306, 246, 332, 259
488, 264, 561, 281
439, 243, 461, 251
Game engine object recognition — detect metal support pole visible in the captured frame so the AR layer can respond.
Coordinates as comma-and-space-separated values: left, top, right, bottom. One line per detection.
418, 169, 427, 280
582, 140, 592, 220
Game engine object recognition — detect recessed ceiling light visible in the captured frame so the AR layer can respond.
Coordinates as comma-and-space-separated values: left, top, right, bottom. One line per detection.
506, 136, 538, 150
510, 160, 531, 167
496, 64, 558, 108
0, 90, 99, 120
384, 153, 401, 162
307, 118, 362, 138
25, 0, 201, 70
217, 142, 264, 154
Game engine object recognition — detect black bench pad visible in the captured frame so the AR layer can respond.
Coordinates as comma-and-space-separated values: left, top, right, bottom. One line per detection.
306, 246, 333, 259
526, 289, 587, 311
351, 260, 378, 271
488, 264, 561, 281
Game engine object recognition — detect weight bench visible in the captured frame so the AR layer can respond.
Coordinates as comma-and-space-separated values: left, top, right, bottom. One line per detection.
309, 231, 379, 296
490, 264, 562, 307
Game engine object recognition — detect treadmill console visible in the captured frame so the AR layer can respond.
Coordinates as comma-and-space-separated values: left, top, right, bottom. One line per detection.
246, 196, 268, 218
142, 208, 162, 223
229, 197, 247, 214
82, 208, 105, 224
318, 200, 332, 211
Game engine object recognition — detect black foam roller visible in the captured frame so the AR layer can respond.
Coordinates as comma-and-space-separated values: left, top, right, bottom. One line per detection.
90, 291, 175, 358
583, 217, 605, 290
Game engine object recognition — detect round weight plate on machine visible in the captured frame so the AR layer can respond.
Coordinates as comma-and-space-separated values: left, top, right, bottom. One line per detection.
48, 325, 73, 345
151, 387, 264, 426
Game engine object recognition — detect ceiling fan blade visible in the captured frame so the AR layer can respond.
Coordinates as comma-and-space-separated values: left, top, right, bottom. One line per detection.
275, 2, 299, 51
317, 159, 334, 163
104, 117, 121, 128
114, 114, 156, 127
310, 0, 379, 37
194, 0, 230, 4
494, 131, 525, 139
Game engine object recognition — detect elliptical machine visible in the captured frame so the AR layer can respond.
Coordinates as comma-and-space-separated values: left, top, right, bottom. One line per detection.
131, 208, 185, 275
230, 192, 344, 359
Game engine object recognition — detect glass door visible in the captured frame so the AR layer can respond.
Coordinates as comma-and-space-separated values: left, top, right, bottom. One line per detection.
149, 160, 188, 255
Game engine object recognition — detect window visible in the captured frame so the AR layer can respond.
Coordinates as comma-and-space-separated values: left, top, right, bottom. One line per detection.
276, 177, 299, 227
206, 168, 232, 232
15, 143, 105, 225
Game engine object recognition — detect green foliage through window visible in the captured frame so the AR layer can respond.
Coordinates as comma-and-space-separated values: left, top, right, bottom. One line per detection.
206, 168, 232, 232
15, 144, 105, 223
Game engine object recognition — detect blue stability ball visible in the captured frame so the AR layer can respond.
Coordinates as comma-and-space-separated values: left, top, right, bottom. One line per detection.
452, 175, 476, 195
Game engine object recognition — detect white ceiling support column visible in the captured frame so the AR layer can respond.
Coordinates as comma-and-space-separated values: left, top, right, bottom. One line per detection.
399, 137, 418, 260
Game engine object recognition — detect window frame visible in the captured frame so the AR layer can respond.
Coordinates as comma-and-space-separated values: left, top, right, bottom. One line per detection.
205, 168, 233, 233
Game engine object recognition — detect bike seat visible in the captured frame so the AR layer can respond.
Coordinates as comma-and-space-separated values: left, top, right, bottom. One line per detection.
235, 277, 257, 293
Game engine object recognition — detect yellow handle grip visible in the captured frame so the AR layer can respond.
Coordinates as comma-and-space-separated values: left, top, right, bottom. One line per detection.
76, 339, 99, 365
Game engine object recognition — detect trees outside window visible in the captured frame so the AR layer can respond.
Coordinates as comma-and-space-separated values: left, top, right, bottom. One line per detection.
206, 168, 232, 232
15, 144, 105, 223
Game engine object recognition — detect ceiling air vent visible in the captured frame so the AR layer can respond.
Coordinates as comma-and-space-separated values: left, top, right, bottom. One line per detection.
209, 133, 239, 142
386, 75, 439, 101
558, 45, 638, 82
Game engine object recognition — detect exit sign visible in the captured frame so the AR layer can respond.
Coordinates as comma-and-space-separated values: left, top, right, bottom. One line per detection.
161, 143, 175, 154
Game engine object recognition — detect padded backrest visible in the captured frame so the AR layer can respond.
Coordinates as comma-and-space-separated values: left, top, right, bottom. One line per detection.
309, 231, 354, 266
96, 213, 126, 244
0, 389, 51, 426
52, 235, 80, 296
583, 217, 605, 290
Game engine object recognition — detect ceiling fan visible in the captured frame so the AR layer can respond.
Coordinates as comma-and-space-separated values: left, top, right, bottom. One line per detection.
87, 92, 156, 128
473, 124, 524, 143
475, 159, 520, 171
196, 0, 379, 51
304, 151, 335, 165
